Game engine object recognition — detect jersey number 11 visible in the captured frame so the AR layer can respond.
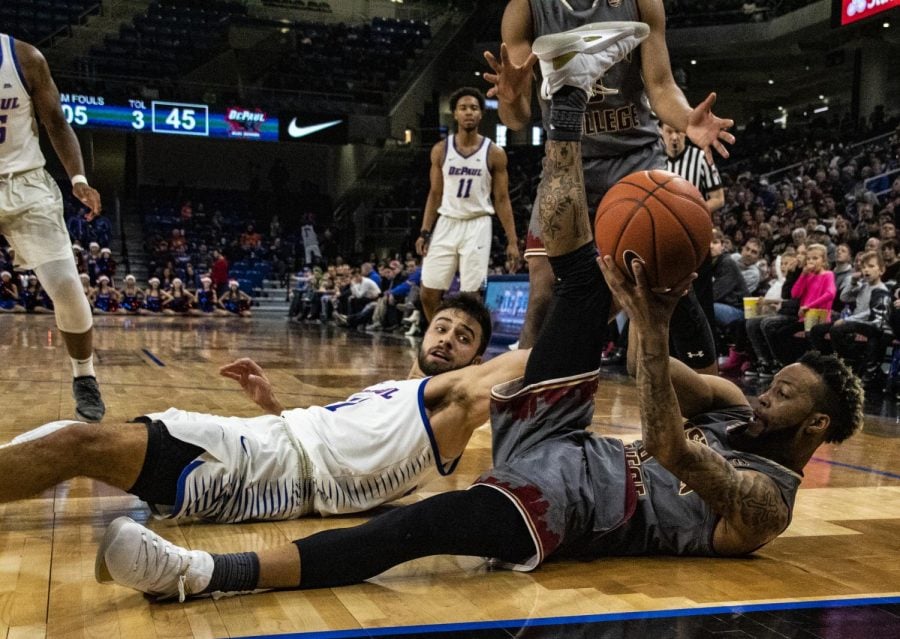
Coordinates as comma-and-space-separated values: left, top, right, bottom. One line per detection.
456, 178, 473, 199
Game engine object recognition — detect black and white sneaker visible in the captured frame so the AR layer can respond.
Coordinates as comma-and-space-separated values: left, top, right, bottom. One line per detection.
73, 376, 106, 422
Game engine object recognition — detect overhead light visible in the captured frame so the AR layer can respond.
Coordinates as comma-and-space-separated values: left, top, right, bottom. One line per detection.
474, 71, 481, 76
814, 106, 829, 114
778, 105, 784, 110
690, 59, 697, 65
768, 79, 774, 85
884, 22, 890, 28
819, 94, 825, 100
805, 65, 810, 71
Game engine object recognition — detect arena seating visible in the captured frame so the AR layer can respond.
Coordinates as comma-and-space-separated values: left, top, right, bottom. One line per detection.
261, 17, 431, 107
85, 0, 248, 78
1, 0, 100, 44
665, 0, 821, 28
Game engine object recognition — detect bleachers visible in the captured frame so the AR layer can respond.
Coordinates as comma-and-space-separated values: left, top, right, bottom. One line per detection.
665, 0, 820, 28
1, 0, 100, 44
85, 0, 247, 78
261, 17, 431, 106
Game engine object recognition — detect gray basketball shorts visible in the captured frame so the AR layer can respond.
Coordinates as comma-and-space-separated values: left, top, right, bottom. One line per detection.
525, 139, 666, 258
472, 371, 632, 571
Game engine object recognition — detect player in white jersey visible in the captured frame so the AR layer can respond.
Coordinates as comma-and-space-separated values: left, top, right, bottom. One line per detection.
0, 295, 529, 522
416, 87, 520, 322
0, 34, 105, 421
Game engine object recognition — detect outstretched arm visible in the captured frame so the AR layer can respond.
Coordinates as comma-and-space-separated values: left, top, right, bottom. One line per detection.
601, 257, 790, 555
483, 0, 537, 131
422, 348, 530, 459
220, 358, 284, 414
638, 0, 734, 163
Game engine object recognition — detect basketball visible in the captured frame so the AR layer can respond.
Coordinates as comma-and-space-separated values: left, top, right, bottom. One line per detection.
594, 169, 713, 290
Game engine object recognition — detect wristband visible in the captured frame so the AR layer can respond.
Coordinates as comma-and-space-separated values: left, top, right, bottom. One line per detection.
419, 229, 432, 240
71, 174, 88, 187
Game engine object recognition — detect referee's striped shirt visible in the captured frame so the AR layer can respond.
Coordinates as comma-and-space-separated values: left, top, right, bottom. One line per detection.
666, 144, 723, 199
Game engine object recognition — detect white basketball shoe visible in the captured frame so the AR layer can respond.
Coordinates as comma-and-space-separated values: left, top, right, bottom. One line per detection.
95, 517, 214, 602
533, 22, 650, 100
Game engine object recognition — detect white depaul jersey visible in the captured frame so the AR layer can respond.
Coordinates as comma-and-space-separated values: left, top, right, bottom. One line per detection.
282, 377, 457, 515
146, 377, 458, 522
0, 34, 45, 174
438, 134, 494, 220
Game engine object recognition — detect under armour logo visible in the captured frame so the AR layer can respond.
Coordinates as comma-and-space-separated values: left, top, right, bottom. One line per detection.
686, 351, 705, 359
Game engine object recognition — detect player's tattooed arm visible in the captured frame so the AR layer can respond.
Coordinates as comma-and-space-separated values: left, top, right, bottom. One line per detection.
670, 443, 790, 555
537, 141, 592, 255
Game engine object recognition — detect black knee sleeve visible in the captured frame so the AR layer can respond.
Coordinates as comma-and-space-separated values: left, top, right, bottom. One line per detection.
524, 243, 611, 385
295, 486, 534, 589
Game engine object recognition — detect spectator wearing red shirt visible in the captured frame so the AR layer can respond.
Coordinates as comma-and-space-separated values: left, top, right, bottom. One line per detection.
211, 250, 229, 295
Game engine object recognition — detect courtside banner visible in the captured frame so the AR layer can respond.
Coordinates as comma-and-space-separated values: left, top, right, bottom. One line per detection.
834, 0, 899, 26
278, 113, 349, 144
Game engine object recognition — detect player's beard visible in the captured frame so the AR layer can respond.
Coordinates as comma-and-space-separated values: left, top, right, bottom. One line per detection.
726, 421, 800, 465
417, 347, 457, 376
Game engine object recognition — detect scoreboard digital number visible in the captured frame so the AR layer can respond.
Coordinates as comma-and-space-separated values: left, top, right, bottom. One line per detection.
58, 94, 278, 142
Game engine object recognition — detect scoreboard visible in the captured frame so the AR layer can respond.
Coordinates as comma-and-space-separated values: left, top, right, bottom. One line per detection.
59, 94, 279, 142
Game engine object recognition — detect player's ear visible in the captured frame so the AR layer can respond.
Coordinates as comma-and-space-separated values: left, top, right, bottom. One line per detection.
805, 413, 829, 435
471, 355, 483, 366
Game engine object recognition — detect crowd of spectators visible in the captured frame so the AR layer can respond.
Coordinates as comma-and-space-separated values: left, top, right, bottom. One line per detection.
702, 118, 900, 395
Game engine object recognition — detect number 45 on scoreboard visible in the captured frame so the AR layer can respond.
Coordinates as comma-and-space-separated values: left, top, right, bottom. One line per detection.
151, 101, 209, 137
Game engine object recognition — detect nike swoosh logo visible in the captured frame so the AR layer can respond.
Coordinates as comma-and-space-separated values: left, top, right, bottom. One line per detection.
287, 118, 343, 138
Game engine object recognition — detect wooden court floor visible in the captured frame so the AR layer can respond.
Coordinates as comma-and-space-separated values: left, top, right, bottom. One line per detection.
0, 314, 897, 638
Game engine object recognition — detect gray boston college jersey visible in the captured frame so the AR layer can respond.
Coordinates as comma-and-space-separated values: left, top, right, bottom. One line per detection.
531, 0, 659, 159
579, 406, 803, 558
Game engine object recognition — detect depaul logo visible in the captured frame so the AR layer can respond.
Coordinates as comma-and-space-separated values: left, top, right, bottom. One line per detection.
225, 107, 268, 137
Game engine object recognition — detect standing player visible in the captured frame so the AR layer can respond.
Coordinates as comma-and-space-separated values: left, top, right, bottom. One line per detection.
415, 87, 519, 322
0, 34, 105, 420
483, 0, 733, 373
93, 51, 862, 601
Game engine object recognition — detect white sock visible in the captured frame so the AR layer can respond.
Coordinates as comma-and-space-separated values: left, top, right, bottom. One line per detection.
71, 355, 96, 378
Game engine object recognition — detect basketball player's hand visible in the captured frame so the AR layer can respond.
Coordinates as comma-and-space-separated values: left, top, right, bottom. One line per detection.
506, 241, 520, 263
220, 358, 283, 414
415, 236, 430, 257
73, 183, 102, 221
599, 256, 695, 330
685, 93, 735, 164
483, 43, 537, 102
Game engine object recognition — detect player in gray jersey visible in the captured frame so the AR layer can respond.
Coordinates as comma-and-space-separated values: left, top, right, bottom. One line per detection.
92, 43, 863, 603
484, 0, 734, 374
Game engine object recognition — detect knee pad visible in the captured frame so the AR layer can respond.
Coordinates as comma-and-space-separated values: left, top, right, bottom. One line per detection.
34, 259, 93, 333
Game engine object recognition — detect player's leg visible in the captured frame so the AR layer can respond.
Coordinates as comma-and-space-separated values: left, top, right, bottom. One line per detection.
0, 420, 148, 502
1, 171, 105, 421
96, 485, 533, 600
457, 215, 492, 295
34, 258, 105, 420
420, 217, 459, 321
522, 120, 609, 385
